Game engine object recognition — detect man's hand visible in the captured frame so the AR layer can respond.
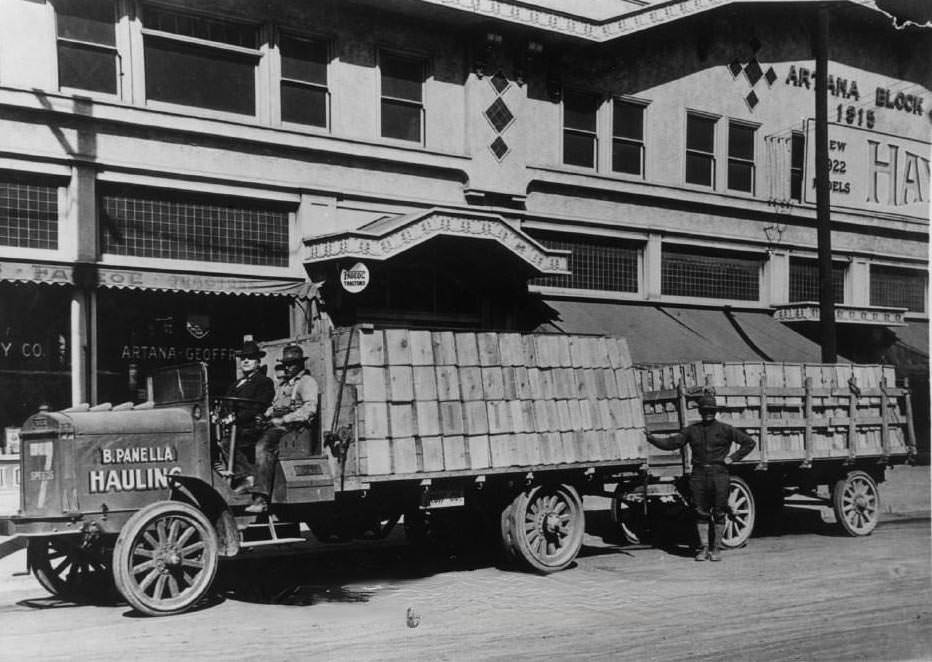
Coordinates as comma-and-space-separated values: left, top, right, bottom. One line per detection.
724, 456, 733, 465
270, 416, 286, 428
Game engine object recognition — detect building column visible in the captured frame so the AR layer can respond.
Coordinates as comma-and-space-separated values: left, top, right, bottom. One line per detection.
849, 259, 870, 306
64, 165, 98, 405
644, 232, 662, 299
765, 250, 790, 307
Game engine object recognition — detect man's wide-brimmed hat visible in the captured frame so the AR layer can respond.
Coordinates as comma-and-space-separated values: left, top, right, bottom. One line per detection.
280, 344, 306, 365
236, 340, 266, 359
696, 395, 719, 411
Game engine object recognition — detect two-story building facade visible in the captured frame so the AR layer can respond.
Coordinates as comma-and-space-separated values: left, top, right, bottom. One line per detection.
0, 0, 928, 454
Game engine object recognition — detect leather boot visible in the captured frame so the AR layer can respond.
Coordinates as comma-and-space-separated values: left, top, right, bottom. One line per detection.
709, 522, 725, 561
695, 522, 709, 561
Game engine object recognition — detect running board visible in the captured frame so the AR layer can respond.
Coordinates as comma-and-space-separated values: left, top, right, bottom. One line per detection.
239, 537, 307, 549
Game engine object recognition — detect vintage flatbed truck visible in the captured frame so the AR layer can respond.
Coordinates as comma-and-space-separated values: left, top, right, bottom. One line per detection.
4, 320, 915, 616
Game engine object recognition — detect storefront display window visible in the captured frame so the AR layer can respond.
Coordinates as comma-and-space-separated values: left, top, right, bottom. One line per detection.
0, 283, 71, 444
96, 290, 290, 404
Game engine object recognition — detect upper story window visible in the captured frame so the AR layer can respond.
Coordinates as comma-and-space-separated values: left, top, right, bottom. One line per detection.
870, 265, 927, 313
662, 246, 761, 301
142, 7, 259, 115
55, 0, 118, 94
789, 257, 845, 303
380, 52, 425, 142
685, 112, 716, 187
727, 121, 756, 193
612, 99, 645, 176
790, 132, 805, 201
529, 231, 639, 293
563, 90, 599, 168
280, 34, 329, 128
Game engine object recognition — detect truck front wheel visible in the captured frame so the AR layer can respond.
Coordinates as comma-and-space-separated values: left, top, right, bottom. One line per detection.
113, 501, 219, 616
500, 483, 584, 574
28, 535, 114, 602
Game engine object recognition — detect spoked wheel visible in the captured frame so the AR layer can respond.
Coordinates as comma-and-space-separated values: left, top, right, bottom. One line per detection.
721, 476, 756, 549
500, 483, 584, 574
113, 501, 219, 616
28, 536, 115, 601
833, 470, 880, 536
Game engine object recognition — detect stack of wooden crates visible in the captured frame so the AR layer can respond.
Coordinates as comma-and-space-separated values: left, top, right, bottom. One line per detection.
637, 362, 911, 462
333, 328, 647, 477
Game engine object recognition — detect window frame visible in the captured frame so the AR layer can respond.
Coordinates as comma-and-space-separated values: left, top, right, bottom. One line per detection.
661, 243, 763, 303
139, 6, 262, 119
684, 111, 719, 188
277, 31, 331, 131
378, 49, 427, 145
611, 97, 648, 177
869, 264, 928, 314
54, 0, 121, 98
790, 131, 805, 202
726, 119, 758, 194
561, 88, 601, 170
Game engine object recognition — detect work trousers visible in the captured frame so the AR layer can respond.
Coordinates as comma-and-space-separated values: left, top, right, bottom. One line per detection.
689, 464, 730, 524
253, 425, 287, 498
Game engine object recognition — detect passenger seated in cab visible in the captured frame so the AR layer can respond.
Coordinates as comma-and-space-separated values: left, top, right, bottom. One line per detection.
246, 344, 319, 514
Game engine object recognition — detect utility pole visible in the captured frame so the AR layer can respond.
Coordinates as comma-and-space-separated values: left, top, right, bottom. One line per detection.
815, 5, 837, 362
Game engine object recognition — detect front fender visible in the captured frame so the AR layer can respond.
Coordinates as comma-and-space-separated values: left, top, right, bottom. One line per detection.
168, 475, 239, 557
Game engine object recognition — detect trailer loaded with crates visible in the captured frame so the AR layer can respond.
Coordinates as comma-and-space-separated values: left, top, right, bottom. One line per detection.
3, 319, 915, 616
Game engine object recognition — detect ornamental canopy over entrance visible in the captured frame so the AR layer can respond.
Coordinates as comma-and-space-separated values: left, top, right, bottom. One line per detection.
303, 208, 569, 277
302, 209, 570, 330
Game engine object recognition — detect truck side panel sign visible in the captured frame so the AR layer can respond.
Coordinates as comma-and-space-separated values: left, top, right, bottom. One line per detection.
89, 445, 182, 493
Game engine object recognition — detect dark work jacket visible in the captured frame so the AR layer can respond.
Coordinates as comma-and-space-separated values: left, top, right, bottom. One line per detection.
225, 370, 275, 427
648, 419, 756, 466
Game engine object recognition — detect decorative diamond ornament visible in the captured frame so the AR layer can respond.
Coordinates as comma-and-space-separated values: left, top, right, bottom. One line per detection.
490, 136, 509, 160
490, 70, 510, 94
765, 67, 777, 86
744, 58, 763, 86
485, 97, 514, 133
729, 59, 743, 77
745, 90, 759, 110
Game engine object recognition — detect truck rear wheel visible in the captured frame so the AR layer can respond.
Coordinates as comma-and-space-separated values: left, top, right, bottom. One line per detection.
113, 501, 219, 616
832, 470, 880, 536
500, 483, 584, 574
28, 535, 114, 602
721, 476, 756, 548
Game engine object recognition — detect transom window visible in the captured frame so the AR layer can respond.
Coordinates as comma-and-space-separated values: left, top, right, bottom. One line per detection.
563, 90, 599, 169
789, 258, 845, 303
280, 34, 329, 128
100, 186, 289, 267
727, 121, 756, 193
55, 0, 118, 94
662, 247, 761, 301
685, 113, 716, 187
870, 265, 927, 313
0, 174, 60, 250
380, 52, 425, 142
612, 99, 645, 176
529, 231, 639, 293
142, 6, 259, 115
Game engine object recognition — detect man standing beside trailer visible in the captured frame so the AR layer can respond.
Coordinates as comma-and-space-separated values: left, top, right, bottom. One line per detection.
246, 344, 320, 514
646, 395, 756, 561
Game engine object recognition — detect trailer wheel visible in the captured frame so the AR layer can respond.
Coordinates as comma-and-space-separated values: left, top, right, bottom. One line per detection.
113, 501, 219, 616
500, 483, 584, 574
832, 470, 880, 536
721, 476, 756, 548
28, 536, 115, 601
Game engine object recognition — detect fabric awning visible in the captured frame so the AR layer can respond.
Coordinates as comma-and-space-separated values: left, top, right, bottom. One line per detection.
885, 320, 929, 375
303, 208, 570, 276
0, 260, 73, 286
97, 267, 305, 296
539, 299, 831, 364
